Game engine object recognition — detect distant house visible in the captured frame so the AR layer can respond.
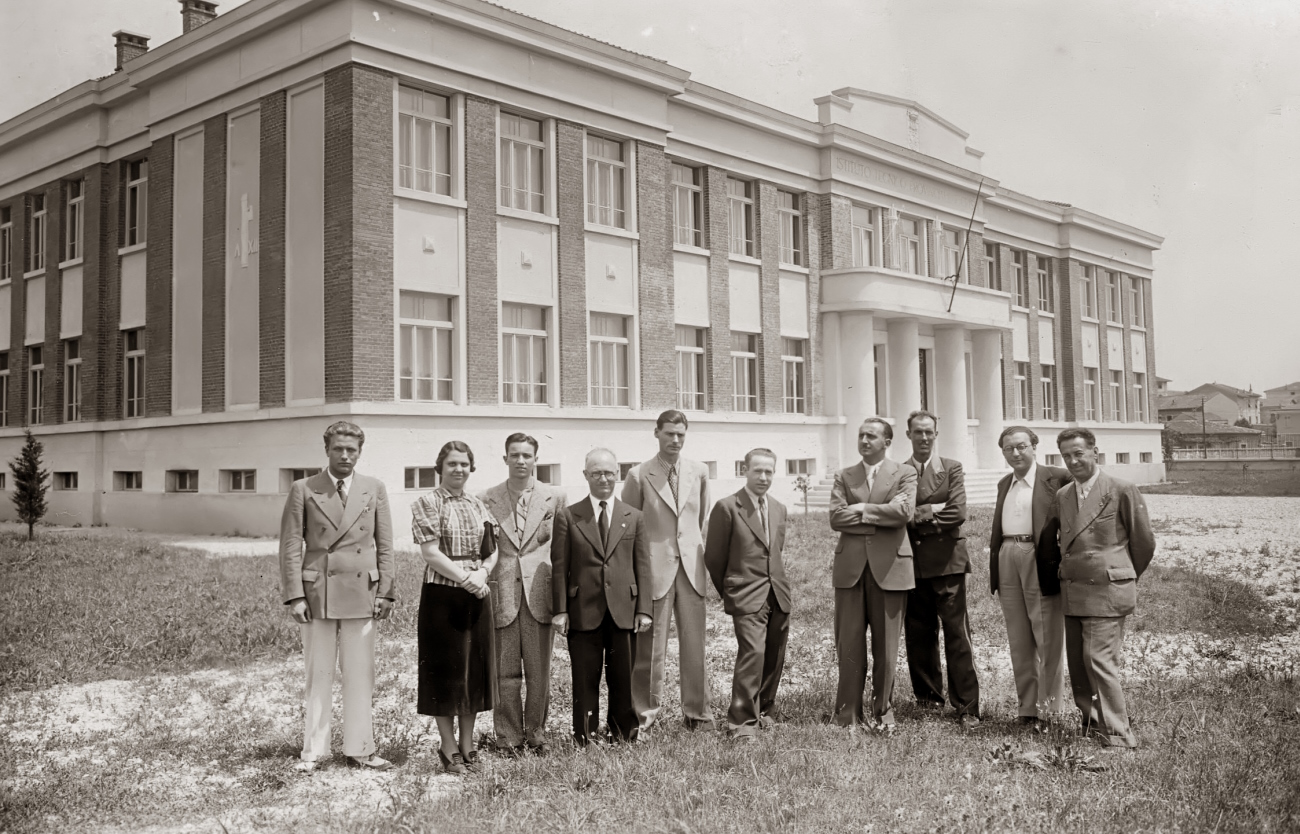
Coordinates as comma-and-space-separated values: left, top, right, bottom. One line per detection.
1163, 416, 1265, 450
1261, 381, 1300, 426
1154, 376, 1183, 396
1158, 392, 1238, 424
1186, 383, 1263, 424
1273, 409, 1300, 446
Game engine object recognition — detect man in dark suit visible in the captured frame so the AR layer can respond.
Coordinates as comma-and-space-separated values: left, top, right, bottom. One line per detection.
989, 426, 1071, 726
1053, 428, 1155, 749
704, 448, 791, 742
551, 448, 653, 746
830, 417, 917, 732
901, 411, 979, 727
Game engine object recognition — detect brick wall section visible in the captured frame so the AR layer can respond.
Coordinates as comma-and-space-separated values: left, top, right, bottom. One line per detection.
42, 181, 63, 425
463, 96, 498, 405
323, 64, 394, 403
1096, 301, 1112, 422
1000, 329, 1015, 424
555, 121, 587, 407
756, 181, 782, 414
99, 163, 125, 421
145, 140, 174, 417
258, 91, 287, 408
967, 230, 986, 288
201, 115, 227, 412
9, 195, 27, 426
805, 192, 823, 417
703, 166, 732, 412
635, 141, 674, 410
1055, 258, 1082, 422
1025, 249, 1041, 422
79, 164, 108, 423
1048, 258, 1066, 421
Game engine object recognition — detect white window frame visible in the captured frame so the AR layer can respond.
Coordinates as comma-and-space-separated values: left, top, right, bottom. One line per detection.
64, 338, 81, 422
671, 163, 702, 247
898, 216, 921, 275
224, 469, 257, 493
405, 467, 438, 490
499, 112, 548, 215
115, 471, 143, 491
1081, 265, 1097, 319
1084, 367, 1099, 421
731, 332, 758, 412
1013, 361, 1029, 420
675, 325, 706, 411
501, 302, 549, 405
782, 337, 806, 414
1134, 372, 1147, 422
1109, 369, 1125, 422
1106, 271, 1123, 324
0, 207, 11, 282
64, 179, 84, 263
851, 207, 876, 268
1035, 255, 1053, 312
942, 227, 963, 280
167, 470, 199, 493
983, 242, 999, 291
124, 328, 145, 418
1011, 250, 1029, 307
585, 134, 628, 230
1128, 276, 1145, 327
0, 352, 8, 428
28, 346, 43, 425
786, 458, 813, 476
778, 191, 802, 266
126, 159, 148, 246
28, 194, 46, 273
54, 471, 78, 491
1040, 363, 1055, 421
727, 178, 753, 257
397, 86, 454, 197
398, 291, 455, 403
589, 312, 630, 407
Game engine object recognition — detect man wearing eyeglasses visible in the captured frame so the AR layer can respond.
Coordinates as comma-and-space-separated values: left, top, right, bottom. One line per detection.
989, 426, 1070, 728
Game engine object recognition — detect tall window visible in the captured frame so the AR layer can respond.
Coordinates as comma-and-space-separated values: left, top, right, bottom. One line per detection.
126, 159, 148, 246
64, 179, 84, 261
501, 302, 547, 404
0, 352, 8, 428
1109, 370, 1125, 422
1040, 364, 1056, 420
942, 228, 962, 279
124, 328, 145, 418
397, 87, 452, 196
0, 206, 11, 282
1081, 265, 1097, 318
1011, 250, 1028, 306
499, 113, 545, 214
1013, 361, 1029, 419
1084, 367, 1099, 421
1035, 256, 1053, 312
64, 339, 81, 422
1133, 372, 1147, 421
727, 178, 753, 257
28, 346, 43, 425
398, 291, 453, 402
898, 217, 921, 274
782, 338, 806, 413
983, 242, 1000, 290
28, 194, 46, 273
589, 313, 629, 407
1128, 276, 1145, 327
671, 163, 702, 247
731, 332, 758, 412
778, 191, 802, 266
1106, 272, 1123, 323
585, 135, 627, 229
675, 325, 705, 410
851, 207, 875, 267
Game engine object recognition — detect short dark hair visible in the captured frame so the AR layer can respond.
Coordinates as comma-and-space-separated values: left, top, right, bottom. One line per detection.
998, 426, 1039, 449
743, 448, 777, 468
323, 421, 364, 451
860, 417, 893, 441
436, 441, 476, 477
1056, 427, 1097, 449
504, 432, 539, 455
656, 409, 689, 431
906, 410, 939, 431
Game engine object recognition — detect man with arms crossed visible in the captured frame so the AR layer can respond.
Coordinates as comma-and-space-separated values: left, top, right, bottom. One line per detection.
989, 426, 1071, 726
902, 411, 980, 728
551, 449, 653, 746
481, 433, 566, 756
279, 421, 394, 772
704, 448, 791, 742
1052, 428, 1155, 749
623, 410, 715, 731
829, 417, 916, 732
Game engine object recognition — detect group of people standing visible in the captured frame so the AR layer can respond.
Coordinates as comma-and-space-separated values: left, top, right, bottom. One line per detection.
276, 408, 1154, 774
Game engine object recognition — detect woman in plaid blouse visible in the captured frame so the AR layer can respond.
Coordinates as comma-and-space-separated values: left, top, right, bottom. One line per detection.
411, 440, 500, 775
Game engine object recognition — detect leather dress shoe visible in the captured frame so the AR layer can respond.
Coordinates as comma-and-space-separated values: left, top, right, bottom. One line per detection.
758, 714, 778, 730
959, 714, 982, 730
346, 754, 393, 771
293, 759, 318, 773
462, 750, 483, 773
438, 749, 467, 775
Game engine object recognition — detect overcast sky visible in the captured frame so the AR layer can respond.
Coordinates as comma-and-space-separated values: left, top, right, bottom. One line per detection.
2, 0, 1297, 392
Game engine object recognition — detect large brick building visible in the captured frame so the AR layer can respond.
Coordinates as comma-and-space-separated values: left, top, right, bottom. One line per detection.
0, 0, 1164, 535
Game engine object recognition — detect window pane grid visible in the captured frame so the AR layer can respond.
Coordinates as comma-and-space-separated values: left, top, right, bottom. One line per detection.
1035, 256, 1052, 311
589, 313, 629, 407
782, 338, 806, 413
124, 330, 145, 418
671, 164, 702, 247
727, 178, 753, 257
731, 332, 758, 412
126, 160, 148, 246
398, 88, 453, 196
29, 197, 46, 273
65, 180, 84, 261
501, 304, 548, 404
675, 326, 705, 410
778, 191, 802, 266
500, 114, 546, 213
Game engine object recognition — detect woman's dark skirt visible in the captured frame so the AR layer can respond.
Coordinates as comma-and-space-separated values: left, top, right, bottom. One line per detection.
418, 582, 497, 717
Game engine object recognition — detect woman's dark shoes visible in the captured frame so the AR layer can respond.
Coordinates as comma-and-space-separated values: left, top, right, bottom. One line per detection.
462, 749, 482, 773
438, 748, 468, 775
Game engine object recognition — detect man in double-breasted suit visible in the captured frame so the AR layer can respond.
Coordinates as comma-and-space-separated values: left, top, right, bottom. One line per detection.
989, 426, 1072, 725
705, 448, 791, 741
902, 411, 980, 726
622, 410, 715, 731
279, 421, 395, 772
1052, 428, 1155, 749
830, 417, 917, 731
552, 448, 653, 746
481, 433, 567, 755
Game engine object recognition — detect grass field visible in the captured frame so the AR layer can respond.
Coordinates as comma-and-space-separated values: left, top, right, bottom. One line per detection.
2, 496, 1299, 832
1142, 465, 1300, 497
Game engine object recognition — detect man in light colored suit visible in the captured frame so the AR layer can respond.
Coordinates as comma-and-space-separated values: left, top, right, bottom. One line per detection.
705, 448, 791, 742
1053, 428, 1155, 749
481, 433, 566, 756
623, 409, 715, 731
830, 417, 916, 731
279, 421, 394, 772
989, 426, 1071, 726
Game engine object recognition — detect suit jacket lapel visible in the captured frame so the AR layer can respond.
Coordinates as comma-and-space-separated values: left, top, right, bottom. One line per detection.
647, 463, 680, 516
1058, 482, 1082, 549
604, 500, 631, 559
335, 477, 371, 541
737, 490, 768, 548
868, 458, 899, 504
307, 472, 343, 529
1065, 471, 1111, 549
917, 458, 941, 500
519, 485, 551, 547
573, 499, 604, 555
845, 462, 871, 505
1031, 471, 1054, 544
484, 484, 522, 549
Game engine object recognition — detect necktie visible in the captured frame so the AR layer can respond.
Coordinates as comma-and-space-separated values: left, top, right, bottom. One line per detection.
666, 463, 680, 507
337, 479, 348, 507
758, 497, 768, 539
598, 500, 609, 549
867, 465, 876, 493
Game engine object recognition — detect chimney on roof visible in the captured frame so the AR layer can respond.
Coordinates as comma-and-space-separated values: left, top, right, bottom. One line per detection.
180, 0, 219, 34
113, 31, 150, 71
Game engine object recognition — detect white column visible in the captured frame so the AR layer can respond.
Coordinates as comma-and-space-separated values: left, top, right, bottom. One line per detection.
886, 318, 921, 461
934, 326, 970, 464
839, 311, 876, 464
972, 328, 1005, 469
822, 312, 843, 419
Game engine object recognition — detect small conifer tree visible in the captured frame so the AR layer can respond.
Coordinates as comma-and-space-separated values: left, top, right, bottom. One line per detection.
10, 429, 49, 540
